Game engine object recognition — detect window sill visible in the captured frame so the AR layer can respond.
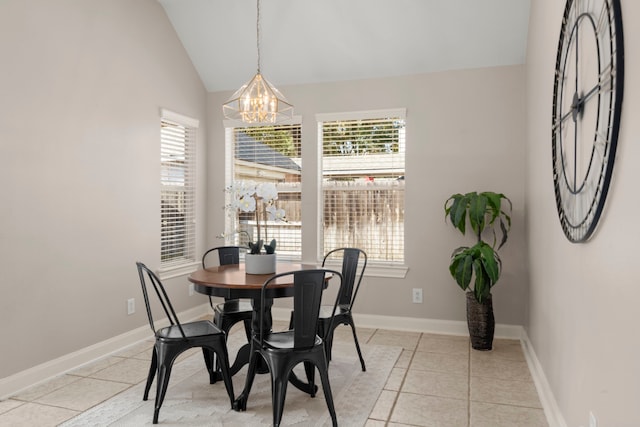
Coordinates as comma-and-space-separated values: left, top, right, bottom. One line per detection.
157, 261, 200, 280
321, 261, 408, 279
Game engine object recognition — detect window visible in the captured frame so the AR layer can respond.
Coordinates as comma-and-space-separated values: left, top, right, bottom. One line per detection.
160, 109, 198, 268
224, 123, 302, 260
317, 109, 406, 265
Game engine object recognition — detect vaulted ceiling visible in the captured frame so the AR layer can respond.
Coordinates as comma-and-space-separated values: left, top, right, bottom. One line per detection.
159, 0, 531, 92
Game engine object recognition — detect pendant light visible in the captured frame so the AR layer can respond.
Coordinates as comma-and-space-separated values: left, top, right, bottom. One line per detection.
223, 0, 293, 124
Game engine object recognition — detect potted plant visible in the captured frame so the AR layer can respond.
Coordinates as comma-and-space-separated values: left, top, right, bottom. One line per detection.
444, 191, 512, 350
225, 181, 286, 274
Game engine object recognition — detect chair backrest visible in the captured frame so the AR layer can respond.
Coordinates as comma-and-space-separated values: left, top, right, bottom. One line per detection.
260, 269, 343, 349
201, 246, 241, 268
322, 248, 367, 308
136, 262, 186, 338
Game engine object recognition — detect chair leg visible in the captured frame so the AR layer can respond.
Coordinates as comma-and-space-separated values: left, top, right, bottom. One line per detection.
317, 361, 338, 427
202, 347, 217, 384
267, 357, 291, 427
348, 317, 366, 372
324, 327, 335, 362
144, 348, 158, 401
303, 362, 316, 397
209, 344, 235, 407
153, 362, 173, 424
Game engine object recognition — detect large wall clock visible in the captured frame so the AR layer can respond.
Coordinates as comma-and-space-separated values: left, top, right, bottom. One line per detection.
551, 0, 624, 243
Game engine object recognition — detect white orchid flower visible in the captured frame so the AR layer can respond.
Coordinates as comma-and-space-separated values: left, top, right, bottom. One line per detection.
266, 205, 286, 221
237, 195, 256, 212
256, 182, 278, 202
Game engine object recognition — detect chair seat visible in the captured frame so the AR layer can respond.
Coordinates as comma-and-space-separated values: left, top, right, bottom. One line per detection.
215, 299, 253, 315
263, 330, 322, 350
157, 320, 223, 340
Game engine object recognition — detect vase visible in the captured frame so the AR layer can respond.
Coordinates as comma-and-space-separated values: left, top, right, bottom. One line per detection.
244, 253, 277, 275
466, 292, 495, 351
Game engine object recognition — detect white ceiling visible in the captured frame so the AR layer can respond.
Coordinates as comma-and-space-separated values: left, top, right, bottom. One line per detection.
159, 0, 531, 93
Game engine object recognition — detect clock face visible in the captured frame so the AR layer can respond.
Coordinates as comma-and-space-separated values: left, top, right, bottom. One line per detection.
552, 0, 624, 243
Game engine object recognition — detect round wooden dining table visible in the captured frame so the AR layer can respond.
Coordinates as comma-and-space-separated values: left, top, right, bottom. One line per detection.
188, 262, 322, 397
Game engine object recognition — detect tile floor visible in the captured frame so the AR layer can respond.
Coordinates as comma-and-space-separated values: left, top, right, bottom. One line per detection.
0, 322, 548, 427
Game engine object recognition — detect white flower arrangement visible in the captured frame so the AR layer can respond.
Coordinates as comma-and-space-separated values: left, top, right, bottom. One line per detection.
225, 181, 285, 254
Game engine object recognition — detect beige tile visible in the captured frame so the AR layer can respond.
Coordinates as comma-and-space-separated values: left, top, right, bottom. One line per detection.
395, 349, 413, 369
402, 369, 468, 399
365, 419, 387, 427
68, 356, 126, 377
0, 399, 23, 415
411, 350, 469, 375
470, 401, 549, 427
113, 339, 155, 358
388, 424, 419, 427
89, 357, 151, 384
0, 402, 78, 427
385, 367, 406, 391
471, 376, 542, 408
369, 389, 397, 421
11, 375, 80, 402
369, 329, 421, 350
418, 333, 470, 355
471, 354, 532, 382
478, 339, 525, 361
34, 377, 130, 412
331, 325, 376, 344
174, 347, 202, 364
390, 392, 468, 427
130, 348, 154, 361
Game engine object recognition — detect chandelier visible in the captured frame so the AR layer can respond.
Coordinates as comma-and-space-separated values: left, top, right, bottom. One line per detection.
223, 0, 293, 124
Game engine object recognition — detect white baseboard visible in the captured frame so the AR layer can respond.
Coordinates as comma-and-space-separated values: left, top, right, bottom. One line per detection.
520, 330, 567, 427
272, 308, 525, 340
0, 304, 211, 400
1, 305, 562, 427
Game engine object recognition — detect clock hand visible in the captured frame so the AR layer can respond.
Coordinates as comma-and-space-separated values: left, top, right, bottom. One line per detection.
555, 92, 581, 128
554, 82, 601, 129
579, 83, 600, 105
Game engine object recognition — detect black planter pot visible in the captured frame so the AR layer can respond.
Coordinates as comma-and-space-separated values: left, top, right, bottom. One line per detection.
466, 292, 495, 351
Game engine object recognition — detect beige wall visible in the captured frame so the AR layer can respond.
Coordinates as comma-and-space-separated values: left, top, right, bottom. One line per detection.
0, 0, 208, 378
526, 1, 640, 426
207, 66, 527, 324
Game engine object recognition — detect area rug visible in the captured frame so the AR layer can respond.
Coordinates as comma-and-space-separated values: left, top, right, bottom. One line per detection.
61, 342, 401, 426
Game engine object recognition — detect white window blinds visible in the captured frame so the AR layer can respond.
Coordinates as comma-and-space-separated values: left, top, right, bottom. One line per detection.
160, 110, 198, 267
225, 124, 302, 259
318, 109, 406, 264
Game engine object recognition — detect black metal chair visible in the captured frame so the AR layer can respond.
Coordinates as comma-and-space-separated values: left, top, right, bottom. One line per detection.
136, 262, 235, 424
320, 247, 368, 371
235, 269, 343, 427
201, 246, 253, 344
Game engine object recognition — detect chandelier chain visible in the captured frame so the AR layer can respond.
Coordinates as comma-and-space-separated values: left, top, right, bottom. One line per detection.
256, 0, 261, 73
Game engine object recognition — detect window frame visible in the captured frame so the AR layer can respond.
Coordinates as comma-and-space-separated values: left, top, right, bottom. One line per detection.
316, 109, 408, 278
158, 109, 200, 278
223, 118, 303, 262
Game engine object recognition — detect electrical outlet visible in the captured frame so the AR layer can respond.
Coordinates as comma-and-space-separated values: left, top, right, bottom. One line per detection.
188, 283, 195, 296
412, 288, 423, 303
589, 412, 597, 427
127, 298, 135, 315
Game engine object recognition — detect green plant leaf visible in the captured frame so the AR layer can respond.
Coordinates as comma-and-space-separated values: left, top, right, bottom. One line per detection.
478, 242, 500, 283
472, 258, 488, 302
468, 192, 487, 236
446, 194, 468, 235
264, 238, 277, 254
449, 247, 473, 290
